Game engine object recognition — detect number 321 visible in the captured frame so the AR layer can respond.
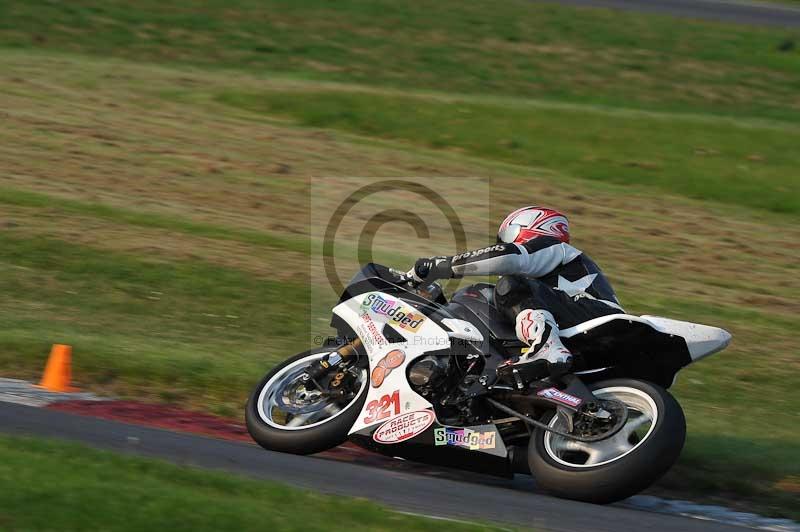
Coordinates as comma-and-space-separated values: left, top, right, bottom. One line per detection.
363, 390, 400, 424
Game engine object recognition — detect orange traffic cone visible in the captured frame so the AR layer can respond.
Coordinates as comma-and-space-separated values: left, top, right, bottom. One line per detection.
38, 344, 77, 392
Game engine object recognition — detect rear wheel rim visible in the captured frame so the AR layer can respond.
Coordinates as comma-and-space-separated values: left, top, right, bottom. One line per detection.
257, 352, 367, 431
543, 386, 659, 468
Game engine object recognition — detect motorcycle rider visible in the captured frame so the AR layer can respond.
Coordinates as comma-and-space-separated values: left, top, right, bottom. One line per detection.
410, 206, 622, 385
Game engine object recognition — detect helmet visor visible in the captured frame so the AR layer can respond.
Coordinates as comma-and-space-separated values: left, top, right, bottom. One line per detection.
497, 224, 521, 243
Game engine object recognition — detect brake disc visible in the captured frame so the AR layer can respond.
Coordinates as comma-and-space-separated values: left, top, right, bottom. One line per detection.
571, 399, 629, 442
274, 376, 328, 415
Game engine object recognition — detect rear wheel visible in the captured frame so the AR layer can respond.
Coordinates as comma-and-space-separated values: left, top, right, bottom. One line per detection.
245, 348, 368, 455
529, 379, 685, 504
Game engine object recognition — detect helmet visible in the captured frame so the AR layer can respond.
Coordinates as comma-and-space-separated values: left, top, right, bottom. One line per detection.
497, 206, 570, 244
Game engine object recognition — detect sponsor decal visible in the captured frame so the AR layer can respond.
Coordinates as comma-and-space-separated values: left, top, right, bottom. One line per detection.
361, 293, 425, 332
356, 311, 387, 349
537, 387, 582, 408
370, 349, 405, 388
372, 409, 434, 444
433, 427, 496, 450
363, 390, 401, 425
452, 244, 506, 262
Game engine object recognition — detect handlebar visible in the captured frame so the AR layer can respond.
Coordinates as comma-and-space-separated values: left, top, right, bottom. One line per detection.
385, 265, 445, 305
387, 267, 422, 287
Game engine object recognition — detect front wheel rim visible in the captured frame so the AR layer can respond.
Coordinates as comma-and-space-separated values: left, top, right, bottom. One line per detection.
256, 352, 367, 431
543, 386, 659, 468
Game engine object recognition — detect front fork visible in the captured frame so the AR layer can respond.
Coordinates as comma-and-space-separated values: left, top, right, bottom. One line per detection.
303, 338, 364, 394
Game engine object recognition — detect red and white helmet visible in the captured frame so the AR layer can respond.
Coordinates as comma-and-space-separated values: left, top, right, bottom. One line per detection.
497, 206, 570, 244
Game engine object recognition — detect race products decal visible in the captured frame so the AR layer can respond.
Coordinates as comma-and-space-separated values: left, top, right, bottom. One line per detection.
370, 349, 405, 388
363, 390, 401, 425
433, 427, 496, 450
361, 293, 425, 332
537, 387, 582, 408
372, 409, 435, 444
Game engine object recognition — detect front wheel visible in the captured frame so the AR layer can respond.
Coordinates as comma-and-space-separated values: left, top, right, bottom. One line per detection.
245, 347, 369, 455
529, 379, 686, 504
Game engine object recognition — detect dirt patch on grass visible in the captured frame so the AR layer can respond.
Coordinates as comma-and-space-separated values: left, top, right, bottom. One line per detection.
49, 399, 253, 442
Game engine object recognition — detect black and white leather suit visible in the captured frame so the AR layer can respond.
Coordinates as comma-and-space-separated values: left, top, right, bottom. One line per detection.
419, 237, 622, 330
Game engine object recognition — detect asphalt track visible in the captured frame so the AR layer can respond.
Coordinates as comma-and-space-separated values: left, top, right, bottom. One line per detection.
537, 0, 800, 27
0, 401, 751, 532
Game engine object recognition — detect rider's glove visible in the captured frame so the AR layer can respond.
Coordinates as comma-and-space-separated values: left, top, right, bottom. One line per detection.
411, 256, 453, 283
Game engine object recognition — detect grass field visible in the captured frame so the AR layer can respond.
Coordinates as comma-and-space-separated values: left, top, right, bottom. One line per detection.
217, 88, 799, 213
0, 0, 798, 520
0, 435, 506, 532
2, 0, 800, 122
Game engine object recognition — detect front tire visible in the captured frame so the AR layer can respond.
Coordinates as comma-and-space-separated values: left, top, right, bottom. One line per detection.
529, 379, 685, 504
245, 348, 369, 455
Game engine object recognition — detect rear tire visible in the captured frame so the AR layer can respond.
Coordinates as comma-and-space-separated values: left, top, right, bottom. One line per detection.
529, 379, 685, 504
245, 348, 368, 455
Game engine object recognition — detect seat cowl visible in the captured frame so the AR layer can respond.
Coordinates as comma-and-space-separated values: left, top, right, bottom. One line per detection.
560, 313, 731, 362
640, 315, 732, 361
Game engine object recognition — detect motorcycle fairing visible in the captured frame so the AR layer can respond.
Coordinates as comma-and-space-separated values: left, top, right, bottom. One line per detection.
560, 313, 732, 361
335, 289, 511, 473
560, 314, 731, 388
333, 291, 447, 436
447, 282, 731, 388
335, 263, 446, 309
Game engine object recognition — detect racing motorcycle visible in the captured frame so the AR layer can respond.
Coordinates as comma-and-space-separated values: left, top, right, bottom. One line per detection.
245, 263, 731, 503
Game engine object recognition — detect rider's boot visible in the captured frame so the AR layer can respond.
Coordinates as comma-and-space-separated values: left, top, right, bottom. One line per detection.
497, 309, 573, 387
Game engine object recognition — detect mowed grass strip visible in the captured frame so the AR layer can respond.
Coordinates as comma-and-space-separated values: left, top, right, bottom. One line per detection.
0, 435, 506, 532
0, 188, 310, 255
1, 0, 799, 120
217, 89, 800, 214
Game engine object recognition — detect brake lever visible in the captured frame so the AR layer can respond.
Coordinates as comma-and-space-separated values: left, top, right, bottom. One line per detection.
387, 267, 410, 284
403, 268, 423, 287
387, 267, 422, 287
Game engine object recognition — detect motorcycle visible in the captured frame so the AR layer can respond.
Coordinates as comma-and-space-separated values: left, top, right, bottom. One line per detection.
245, 263, 731, 503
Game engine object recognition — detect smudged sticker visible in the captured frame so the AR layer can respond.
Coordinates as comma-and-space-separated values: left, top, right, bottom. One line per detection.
361, 293, 425, 332
372, 410, 434, 444
433, 427, 496, 450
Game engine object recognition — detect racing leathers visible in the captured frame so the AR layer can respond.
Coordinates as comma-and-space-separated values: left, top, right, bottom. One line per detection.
412, 237, 623, 383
